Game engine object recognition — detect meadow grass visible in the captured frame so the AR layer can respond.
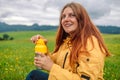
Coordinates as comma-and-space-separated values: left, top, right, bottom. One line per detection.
0, 31, 120, 80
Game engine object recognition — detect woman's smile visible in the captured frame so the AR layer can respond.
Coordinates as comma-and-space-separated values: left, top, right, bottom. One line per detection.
61, 7, 78, 34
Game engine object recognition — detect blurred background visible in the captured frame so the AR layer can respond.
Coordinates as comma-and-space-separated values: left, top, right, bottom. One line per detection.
0, 0, 120, 80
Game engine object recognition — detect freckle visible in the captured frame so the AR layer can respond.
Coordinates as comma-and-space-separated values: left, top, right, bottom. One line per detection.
86, 58, 89, 62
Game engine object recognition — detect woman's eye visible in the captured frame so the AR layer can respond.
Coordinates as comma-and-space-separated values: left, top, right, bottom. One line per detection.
61, 13, 75, 19
70, 14, 75, 17
61, 15, 66, 19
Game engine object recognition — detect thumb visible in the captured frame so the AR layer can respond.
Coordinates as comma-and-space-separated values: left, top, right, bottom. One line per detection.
38, 53, 46, 57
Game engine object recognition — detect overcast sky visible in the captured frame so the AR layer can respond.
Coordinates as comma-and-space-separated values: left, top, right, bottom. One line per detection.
0, 0, 120, 26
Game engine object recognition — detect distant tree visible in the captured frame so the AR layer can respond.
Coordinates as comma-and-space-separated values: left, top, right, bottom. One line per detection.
9, 37, 14, 40
0, 37, 4, 40
0, 34, 14, 41
3, 34, 9, 40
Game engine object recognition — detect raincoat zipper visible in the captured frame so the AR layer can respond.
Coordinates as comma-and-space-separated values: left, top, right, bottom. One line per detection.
62, 52, 68, 68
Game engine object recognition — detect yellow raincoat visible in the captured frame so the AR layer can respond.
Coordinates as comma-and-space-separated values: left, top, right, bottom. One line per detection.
49, 36, 105, 80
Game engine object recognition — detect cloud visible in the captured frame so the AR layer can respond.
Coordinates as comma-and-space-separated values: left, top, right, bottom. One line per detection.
84, 0, 111, 19
0, 0, 120, 26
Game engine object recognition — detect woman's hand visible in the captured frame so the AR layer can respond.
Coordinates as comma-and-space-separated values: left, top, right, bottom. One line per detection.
31, 34, 47, 44
34, 53, 54, 71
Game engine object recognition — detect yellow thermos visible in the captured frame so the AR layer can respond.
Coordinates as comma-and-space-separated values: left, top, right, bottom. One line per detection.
35, 38, 47, 55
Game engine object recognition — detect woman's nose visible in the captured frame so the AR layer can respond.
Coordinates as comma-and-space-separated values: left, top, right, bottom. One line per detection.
64, 15, 70, 21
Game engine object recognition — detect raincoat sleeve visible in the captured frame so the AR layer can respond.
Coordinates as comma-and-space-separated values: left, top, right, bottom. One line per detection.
48, 36, 105, 80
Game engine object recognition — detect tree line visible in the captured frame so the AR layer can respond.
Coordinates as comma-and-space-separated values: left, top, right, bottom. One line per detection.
0, 22, 120, 34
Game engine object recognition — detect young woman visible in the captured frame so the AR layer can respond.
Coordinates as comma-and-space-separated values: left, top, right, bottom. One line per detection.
26, 2, 110, 80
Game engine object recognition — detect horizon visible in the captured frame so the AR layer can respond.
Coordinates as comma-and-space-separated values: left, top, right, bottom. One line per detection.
0, 21, 120, 27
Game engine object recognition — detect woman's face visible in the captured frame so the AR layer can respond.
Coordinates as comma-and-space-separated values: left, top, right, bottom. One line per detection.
61, 7, 78, 34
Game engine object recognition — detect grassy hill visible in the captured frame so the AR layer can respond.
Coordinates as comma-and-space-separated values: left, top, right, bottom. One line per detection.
0, 31, 120, 80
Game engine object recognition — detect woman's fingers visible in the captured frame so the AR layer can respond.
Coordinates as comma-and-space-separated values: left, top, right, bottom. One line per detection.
39, 53, 46, 57
35, 53, 46, 57
30, 34, 48, 44
30, 34, 41, 43
34, 54, 45, 65
34, 57, 43, 68
34, 54, 53, 71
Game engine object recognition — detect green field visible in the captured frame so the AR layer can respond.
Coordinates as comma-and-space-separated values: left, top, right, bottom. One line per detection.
0, 31, 120, 80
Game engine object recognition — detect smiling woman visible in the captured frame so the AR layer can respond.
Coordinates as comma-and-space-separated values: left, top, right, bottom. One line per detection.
61, 7, 78, 34
26, 2, 111, 80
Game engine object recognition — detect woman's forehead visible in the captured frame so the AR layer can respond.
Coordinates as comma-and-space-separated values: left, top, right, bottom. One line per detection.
62, 7, 74, 14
